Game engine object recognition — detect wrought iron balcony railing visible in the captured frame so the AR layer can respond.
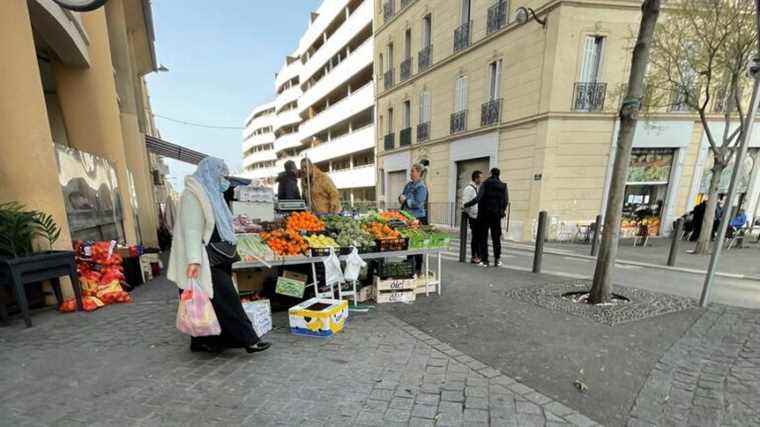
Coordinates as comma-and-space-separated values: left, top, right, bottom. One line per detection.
454, 21, 472, 53
418, 45, 433, 72
450, 110, 467, 134
417, 121, 430, 143
487, 1, 508, 34
572, 82, 607, 112
481, 98, 502, 126
384, 69, 395, 90
400, 127, 412, 146
400, 57, 412, 81
383, 0, 395, 22
384, 133, 395, 150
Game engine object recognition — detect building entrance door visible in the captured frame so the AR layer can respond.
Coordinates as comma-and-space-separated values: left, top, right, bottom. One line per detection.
455, 157, 490, 225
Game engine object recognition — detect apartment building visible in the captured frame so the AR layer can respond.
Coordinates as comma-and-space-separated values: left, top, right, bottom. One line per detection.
1, 0, 162, 250
242, 0, 377, 206
374, 0, 760, 240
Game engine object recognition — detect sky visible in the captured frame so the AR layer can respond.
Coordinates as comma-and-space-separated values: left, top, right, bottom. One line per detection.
145, 0, 320, 190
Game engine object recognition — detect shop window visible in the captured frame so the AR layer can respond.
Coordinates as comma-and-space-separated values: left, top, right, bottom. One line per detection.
621, 148, 675, 237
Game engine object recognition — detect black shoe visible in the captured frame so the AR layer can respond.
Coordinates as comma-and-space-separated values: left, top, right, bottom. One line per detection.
190, 343, 221, 353
245, 342, 271, 353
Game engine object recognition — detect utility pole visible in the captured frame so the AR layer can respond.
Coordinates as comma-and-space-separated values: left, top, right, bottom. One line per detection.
700, 2, 760, 305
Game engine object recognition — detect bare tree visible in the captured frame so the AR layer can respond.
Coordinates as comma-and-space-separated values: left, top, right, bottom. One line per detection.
591, 0, 662, 303
643, 0, 758, 254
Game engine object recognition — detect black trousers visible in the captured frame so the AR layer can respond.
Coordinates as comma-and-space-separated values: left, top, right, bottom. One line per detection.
478, 214, 502, 264
409, 216, 428, 273
467, 215, 480, 260
191, 262, 259, 349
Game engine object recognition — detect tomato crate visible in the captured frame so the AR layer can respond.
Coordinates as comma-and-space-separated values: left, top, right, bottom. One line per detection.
376, 237, 409, 252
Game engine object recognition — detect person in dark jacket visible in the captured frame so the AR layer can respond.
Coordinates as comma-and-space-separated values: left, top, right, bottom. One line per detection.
466, 168, 508, 267
276, 160, 301, 200
690, 199, 708, 241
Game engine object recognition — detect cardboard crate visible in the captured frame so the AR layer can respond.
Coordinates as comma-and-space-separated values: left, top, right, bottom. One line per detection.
275, 270, 307, 298
288, 298, 348, 337
234, 269, 277, 294
243, 299, 272, 337
375, 290, 416, 304
374, 276, 416, 292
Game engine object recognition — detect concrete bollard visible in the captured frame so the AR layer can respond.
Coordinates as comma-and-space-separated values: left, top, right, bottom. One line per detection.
668, 218, 684, 267
590, 214, 602, 256
533, 211, 548, 273
459, 213, 468, 263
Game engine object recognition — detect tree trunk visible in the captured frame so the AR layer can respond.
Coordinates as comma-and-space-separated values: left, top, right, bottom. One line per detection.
695, 160, 725, 254
590, 0, 662, 304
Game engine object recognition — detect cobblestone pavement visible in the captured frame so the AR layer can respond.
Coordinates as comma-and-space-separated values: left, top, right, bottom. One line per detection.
628, 305, 760, 426
0, 279, 596, 426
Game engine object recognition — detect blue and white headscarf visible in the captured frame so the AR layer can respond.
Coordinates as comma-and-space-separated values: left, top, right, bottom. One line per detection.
192, 157, 237, 244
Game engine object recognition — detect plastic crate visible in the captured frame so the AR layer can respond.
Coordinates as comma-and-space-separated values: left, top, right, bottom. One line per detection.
377, 259, 415, 279
376, 238, 409, 252
309, 247, 336, 257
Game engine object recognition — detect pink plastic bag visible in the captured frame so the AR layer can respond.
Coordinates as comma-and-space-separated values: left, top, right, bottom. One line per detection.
176, 279, 221, 337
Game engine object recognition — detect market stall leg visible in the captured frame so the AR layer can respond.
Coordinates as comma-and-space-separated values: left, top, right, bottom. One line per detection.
437, 251, 442, 295
311, 262, 319, 298
425, 252, 430, 297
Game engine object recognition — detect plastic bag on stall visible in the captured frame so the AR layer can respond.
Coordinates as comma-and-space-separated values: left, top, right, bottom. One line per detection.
323, 248, 344, 287
176, 279, 221, 337
343, 247, 366, 282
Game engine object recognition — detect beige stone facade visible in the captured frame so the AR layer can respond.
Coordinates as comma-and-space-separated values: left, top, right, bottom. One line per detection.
374, 0, 760, 240
0, 0, 162, 257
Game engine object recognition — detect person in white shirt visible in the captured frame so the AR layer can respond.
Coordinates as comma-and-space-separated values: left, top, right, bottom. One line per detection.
461, 170, 483, 264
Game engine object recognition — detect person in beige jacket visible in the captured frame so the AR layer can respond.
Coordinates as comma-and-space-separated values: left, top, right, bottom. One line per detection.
300, 158, 341, 214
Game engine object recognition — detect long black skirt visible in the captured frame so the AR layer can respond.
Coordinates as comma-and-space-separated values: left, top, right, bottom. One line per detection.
191, 263, 259, 349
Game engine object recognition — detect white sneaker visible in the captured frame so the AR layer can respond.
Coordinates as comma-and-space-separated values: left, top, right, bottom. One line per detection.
494, 260, 502, 267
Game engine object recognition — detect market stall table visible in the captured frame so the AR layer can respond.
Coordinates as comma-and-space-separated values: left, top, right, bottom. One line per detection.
232, 248, 443, 305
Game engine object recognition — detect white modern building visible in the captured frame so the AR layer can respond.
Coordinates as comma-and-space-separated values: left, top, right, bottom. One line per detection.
242, 0, 376, 206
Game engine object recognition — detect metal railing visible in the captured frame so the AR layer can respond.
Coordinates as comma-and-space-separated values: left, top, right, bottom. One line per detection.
383, 0, 395, 21
481, 98, 502, 126
572, 82, 607, 112
454, 21, 472, 53
450, 110, 467, 134
384, 133, 395, 150
400, 57, 412, 81
417, 121, 430, 143
418, 45, 433, 72
487, 1, 508, 34
400, 127, 412, 146
384, 69, 395, 90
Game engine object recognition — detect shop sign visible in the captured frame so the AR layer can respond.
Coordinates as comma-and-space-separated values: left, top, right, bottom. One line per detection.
626, 148, 674, 184
275, 271, 307, 298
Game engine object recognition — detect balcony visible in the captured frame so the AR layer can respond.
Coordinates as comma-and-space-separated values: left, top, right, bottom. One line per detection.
301, 125, 374, 164
298, 81, 375, 140
329, 164, 376, 189
450, 110, 467, 134
273, 108, 302, 133
383, 0, 395, 22
487, 1, 508, 34
400, 127, 412, 146
417, 121, 430, 143
572, 82, 607, 112
274, 131, 303, 153
384, 133, 395, 150
384, 69, 395, 90
481, 98, 502, 127
454, 21, 472, 53
418, 45, 433, 72
400, 57, 412, 81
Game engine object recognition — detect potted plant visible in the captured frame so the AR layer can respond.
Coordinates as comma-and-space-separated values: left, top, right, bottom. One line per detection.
0, 202, 82, 326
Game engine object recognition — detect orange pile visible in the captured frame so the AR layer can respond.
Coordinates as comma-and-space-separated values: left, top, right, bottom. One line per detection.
260, 229, 308, 255
286, 211, 325, 233
364, 222, 401, 240
379, 210, 409, 223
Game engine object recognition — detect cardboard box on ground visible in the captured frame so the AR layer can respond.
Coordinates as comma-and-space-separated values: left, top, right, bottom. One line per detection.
233, 268, 278, 293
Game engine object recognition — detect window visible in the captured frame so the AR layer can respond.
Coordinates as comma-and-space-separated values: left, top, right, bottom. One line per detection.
379, 54, 384, 76
402, 100, 411, 128
579, 36, 605, 83
419, 91, 431, 123
422, 14, 432, 47
460, 0, 471, 25
488, 60, 502, 100
404, 29, 412, 59
387, 107, 394, 133
454, 76, 468, 112
387, 43, 394, 70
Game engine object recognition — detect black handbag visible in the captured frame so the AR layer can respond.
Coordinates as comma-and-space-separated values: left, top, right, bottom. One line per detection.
206, 241, 240, 267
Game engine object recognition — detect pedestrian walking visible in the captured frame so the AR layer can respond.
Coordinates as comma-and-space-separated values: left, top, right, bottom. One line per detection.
167, 157, 271, 354
461, 170, 482, 264
400, 163, 429, 274
472, 168, 508, 267
690, 199, 708, 241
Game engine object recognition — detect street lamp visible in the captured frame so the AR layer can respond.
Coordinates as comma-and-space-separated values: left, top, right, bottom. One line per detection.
515, 6, 547, 28
52, 0, 109, 11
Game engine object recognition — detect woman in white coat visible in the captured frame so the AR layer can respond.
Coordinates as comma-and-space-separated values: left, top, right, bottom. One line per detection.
167, 157, 270, 354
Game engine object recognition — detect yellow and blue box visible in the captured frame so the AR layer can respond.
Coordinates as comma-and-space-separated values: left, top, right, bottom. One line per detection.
288, 298, 348, 337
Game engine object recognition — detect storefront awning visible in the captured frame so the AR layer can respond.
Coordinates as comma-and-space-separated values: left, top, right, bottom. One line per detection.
145, 135, 207, 165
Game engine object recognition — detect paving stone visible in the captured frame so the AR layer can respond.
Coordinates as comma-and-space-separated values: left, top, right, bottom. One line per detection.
524, 391, 553, 405
409, 417, 436, 427
516, 400, 543, 415
442, 390, 465, 402
508, 382, 535, 396
465, 386, 488, 398
438, 401, 464, 415
465, 396, 489, 410
564, 412, 599, 427
543, 401, 576, 416
412, 403, 438, 419
369, 389, 394, 401
463, 408, 489, 422
389, 397, 414, 410
415, 393, 440, 406
384, 408, 411, 423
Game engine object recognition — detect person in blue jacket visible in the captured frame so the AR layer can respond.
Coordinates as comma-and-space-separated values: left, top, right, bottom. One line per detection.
399, 163, 428, 273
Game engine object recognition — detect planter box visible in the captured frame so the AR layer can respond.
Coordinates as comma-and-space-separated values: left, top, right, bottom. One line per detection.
288, 298, 348, 337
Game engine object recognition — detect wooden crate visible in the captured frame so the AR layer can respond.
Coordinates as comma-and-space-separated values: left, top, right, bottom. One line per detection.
374, 276, 416, 292
414, 273, 439, 295
375, 290, 416, 304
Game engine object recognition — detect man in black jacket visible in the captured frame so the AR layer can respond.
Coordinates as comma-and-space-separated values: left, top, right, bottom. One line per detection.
276, 160, 301, 200
465, 168, 508, 266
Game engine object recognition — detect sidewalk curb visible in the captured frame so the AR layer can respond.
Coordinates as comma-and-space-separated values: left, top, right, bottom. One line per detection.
447, 238, 760, 282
